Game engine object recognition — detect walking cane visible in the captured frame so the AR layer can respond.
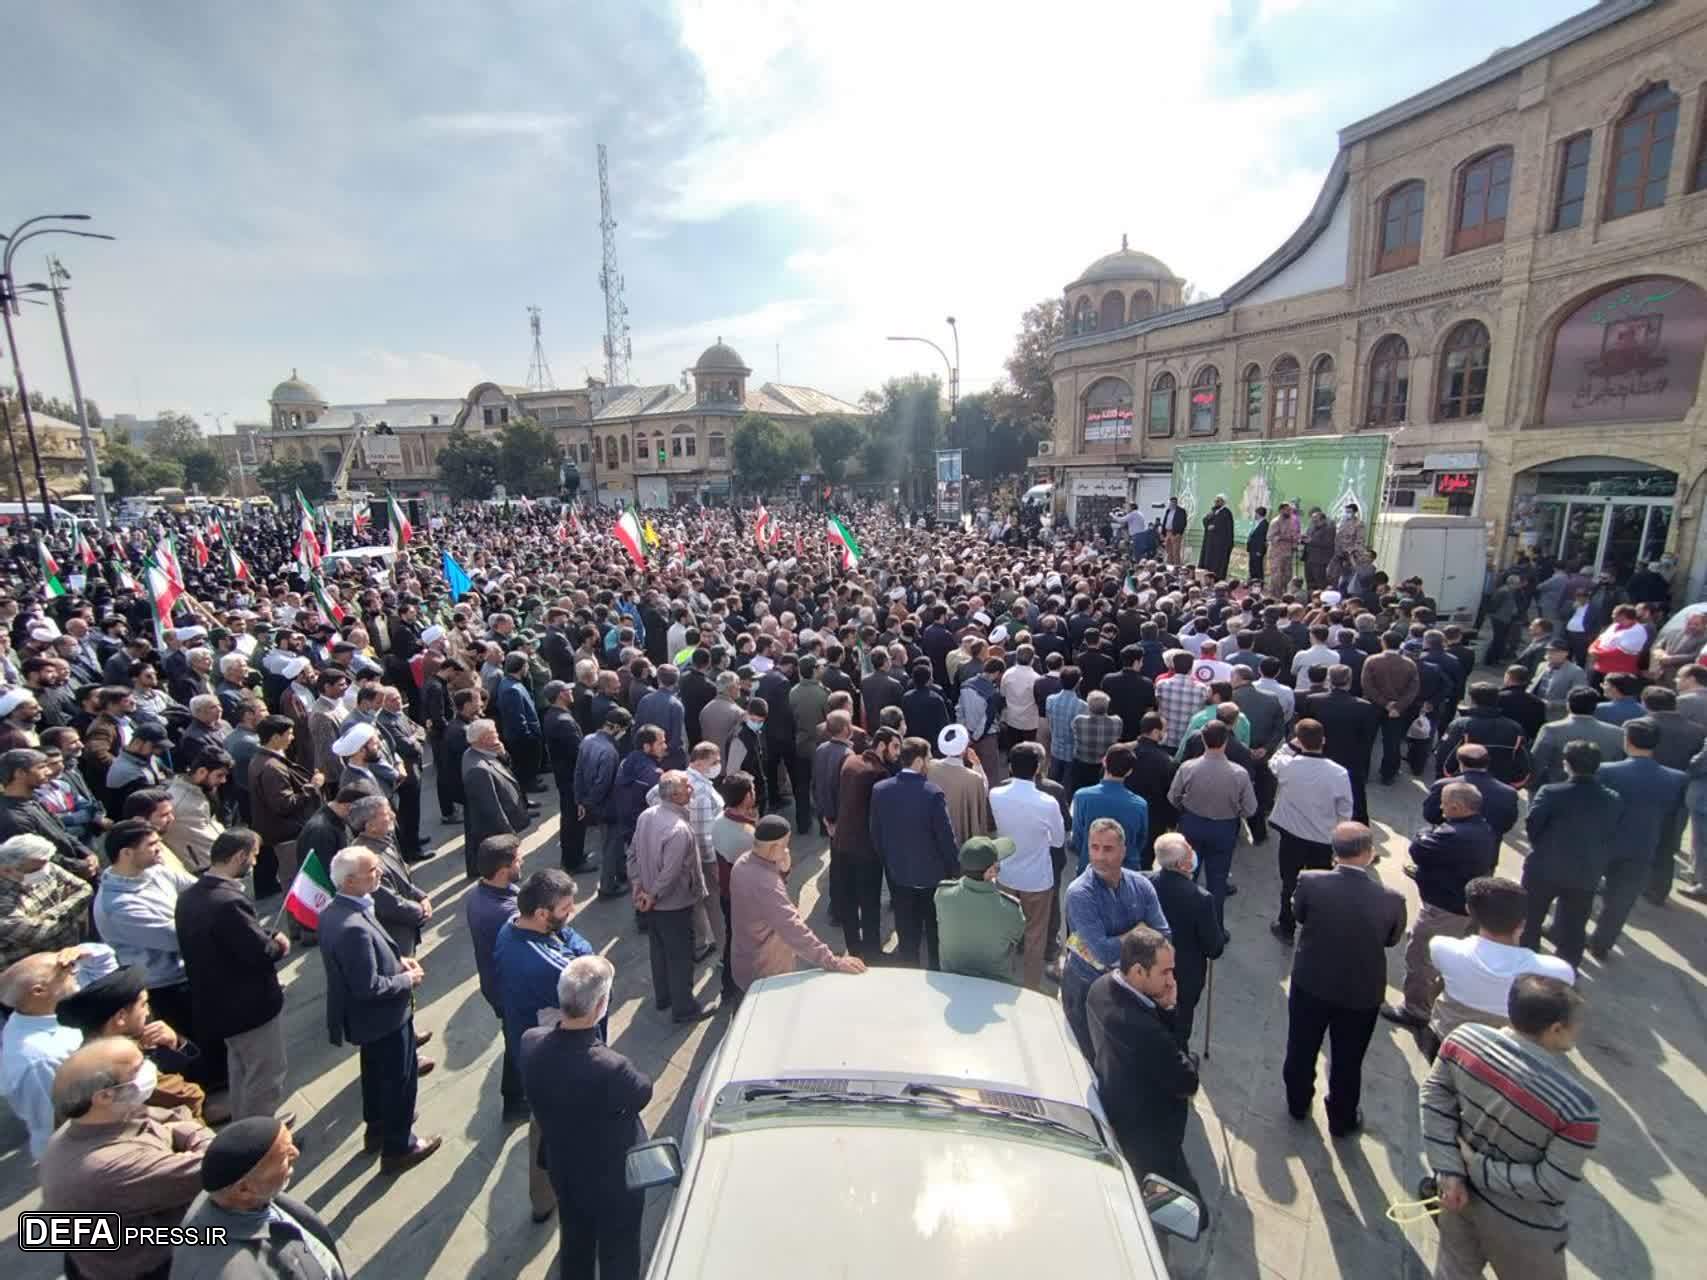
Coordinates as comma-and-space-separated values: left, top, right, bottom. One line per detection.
1200, 958, 1215, 1061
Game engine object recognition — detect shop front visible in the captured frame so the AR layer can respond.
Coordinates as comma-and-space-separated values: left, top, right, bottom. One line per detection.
1509, 457, 1676, 581
1068, 472, 1129, 529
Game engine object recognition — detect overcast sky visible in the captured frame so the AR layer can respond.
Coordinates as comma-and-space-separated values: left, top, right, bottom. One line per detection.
7, 0, 1580, 431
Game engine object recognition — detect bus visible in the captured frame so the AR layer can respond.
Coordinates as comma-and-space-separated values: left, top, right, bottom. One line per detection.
153, 487, 191, 513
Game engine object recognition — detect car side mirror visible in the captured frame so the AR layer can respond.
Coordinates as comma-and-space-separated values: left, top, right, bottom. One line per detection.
625, 1137, 683, 1193
1141, 1174, 1203, 1242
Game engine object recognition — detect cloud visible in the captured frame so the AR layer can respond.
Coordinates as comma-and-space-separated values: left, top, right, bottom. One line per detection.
320, 350, 495, 405
417, 112, 581, 139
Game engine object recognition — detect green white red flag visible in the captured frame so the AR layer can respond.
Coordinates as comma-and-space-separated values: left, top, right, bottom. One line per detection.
387, 494, 413, 548
283, 850, 336, 928
827, 514, 862, 568
612, 509, 646, 569
38, 542, 65, 598
227, 545, 251, 582
75, 530, 99, 567
309, 574, 345, 622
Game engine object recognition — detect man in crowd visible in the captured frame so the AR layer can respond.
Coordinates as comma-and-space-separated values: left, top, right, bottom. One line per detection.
1591, 719, 1686, 959
990, 742, 1067, 989
1267, 720, 1353, 944
627, 770, 715, 1023
935, 835, 1024, 983
0, 943, 111, 1158
1363, 631, 1420, 786
1282, 822, 1405, 1137
1426, 877, 1576, 1055
730, 814, 864, 991
1382, 782, 1498, 1032
576, 707, 632, 900
95, 819, 203, 1062
869, 736, 960, 970
462, 717, 529, 881
317, 846, 440, 1174
1061, 816, 1172, 1058
1145, 833, 1221, 1049
1086, 924, 1206, 1212
1528, 687, 1626, 788
1168, 720, 1257, 931
174, 829, 292, 1123
1522, 741, 1622, 967
0, 831, 92, 972
927, 724, 994, 844
522, 955, 652, 1280
1422, 976, 1598, 1279
1068, 744, 1149, 874
464, 834, 527, 1122
832, 726, 899, 964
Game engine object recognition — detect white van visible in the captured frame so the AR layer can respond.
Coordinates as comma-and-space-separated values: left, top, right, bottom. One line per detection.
0, 501, 78, 533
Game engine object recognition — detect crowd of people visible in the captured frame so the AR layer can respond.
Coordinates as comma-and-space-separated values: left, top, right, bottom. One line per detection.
0, 489, 1700, 1279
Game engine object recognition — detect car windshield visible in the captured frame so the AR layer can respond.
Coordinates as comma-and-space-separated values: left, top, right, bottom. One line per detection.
712, 1078, 1110, 1156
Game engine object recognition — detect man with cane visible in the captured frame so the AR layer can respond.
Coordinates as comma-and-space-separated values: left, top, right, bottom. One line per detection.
1146, 833, 1222, 1050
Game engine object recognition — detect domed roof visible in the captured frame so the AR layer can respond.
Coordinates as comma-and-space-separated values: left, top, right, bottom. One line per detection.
694, 339, 749, 373
270, 369, 325, 405
1072, 237, 1176, 285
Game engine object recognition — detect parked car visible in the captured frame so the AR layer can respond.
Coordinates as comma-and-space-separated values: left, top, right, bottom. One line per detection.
628, 968, 1203, 1278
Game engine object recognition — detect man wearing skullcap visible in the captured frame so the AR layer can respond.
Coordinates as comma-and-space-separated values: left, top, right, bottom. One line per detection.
728, 814, 864, 992
54, 952, 212, 1121
175, 1116, 345, 1280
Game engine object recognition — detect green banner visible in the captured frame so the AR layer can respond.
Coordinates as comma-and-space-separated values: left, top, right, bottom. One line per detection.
1172, 434, 1388, 561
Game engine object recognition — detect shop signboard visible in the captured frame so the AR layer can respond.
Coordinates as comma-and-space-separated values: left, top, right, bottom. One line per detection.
935, 449, 963, 520
1542, 276, 1707, 425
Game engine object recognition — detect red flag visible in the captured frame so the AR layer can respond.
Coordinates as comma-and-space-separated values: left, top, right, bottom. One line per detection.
795, 531, 804, 558
75, 531, 98, 567
753, 505, 769, 547
352, 508, 372, 534
553, 520, 571, 545
206, 518, 223, 545
612, 510, 646, 569
190, 529, 210, 569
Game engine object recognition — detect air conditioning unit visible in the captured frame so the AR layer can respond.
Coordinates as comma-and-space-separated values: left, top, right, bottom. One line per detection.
1035, 441, 1054, 457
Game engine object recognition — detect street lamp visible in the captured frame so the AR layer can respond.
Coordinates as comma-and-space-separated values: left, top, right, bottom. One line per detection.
887, 322, 961, 505
0, 215, 115, 527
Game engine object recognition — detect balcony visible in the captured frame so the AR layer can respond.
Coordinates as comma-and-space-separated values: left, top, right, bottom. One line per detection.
632, 451, 729, 475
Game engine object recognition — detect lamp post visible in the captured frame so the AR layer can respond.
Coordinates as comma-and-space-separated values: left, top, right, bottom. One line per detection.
887, 322, 961, 506
43, 257, 111, 528
0, 215, 115, 527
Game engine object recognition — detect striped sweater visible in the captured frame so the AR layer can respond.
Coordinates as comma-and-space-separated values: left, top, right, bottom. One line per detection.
1420, 1022, 1599, 1234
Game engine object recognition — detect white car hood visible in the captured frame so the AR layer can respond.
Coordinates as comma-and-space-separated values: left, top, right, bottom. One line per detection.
660, 1124, 1164, 1280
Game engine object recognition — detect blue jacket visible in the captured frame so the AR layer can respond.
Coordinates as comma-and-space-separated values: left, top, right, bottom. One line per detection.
492, 918, 595, 1048
634, 687, 687, 760
612, 749, 662, 830
1070, 779, 1150, 872
464, 880, 520, 1010
1598, 756, 1686, 865
868, 769, 958, 888
496, 676, 541, 743
318, 894, 413, 1047
574, 731, 619, 819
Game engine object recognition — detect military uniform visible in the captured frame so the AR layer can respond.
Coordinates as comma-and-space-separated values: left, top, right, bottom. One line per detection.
934, 875, 1024, 983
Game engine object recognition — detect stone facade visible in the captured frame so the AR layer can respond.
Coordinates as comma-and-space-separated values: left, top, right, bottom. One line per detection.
1040, 0, 1707, 596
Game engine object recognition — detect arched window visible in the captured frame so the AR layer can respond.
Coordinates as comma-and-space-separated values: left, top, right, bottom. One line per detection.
1148, 373, 1176, 437
1099, 291, 1126, 331
1376, 180, 1425, 273
1240, 364, 1264, 432
1607, 84, 1679, 219
1131, 290, 1154, 322
708, 433, 727, 459
1270, 357, 1300, 436
672, 425, 696, 458
1073, 297, 1096, 335
1082, 378, 1133, 451
652, 432, 665, 464
1436, 321, 1490, 420
604, 435, 617, 465
1189, 366, 1220, 435
620, 434, 629, 462
579, 442, 590, 463
1309, 355, 1336, 429
1366, 336, 1410, 426
1452, 148, 1513, 253
1540, 275, 1707, 425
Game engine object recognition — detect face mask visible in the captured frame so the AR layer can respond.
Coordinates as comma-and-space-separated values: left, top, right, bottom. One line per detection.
117, 1060, 159, 1108
700, 762, 722, 779
21, 867, 51, 888
747, 720, 765, 733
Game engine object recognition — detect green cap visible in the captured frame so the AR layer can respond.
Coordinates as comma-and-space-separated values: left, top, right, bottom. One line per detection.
959, 835, 1015, 873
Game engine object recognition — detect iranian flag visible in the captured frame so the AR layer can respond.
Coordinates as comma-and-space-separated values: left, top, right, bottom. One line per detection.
612, 509, 646, 569
75, 530, 99, 567
795, 530, 804, 558
827, 514, 862, 568
352, 506, 371, 535
190, 527, 210, 569
553, 519, 571, 545
295, 515, 321, 570
111, 560, 140, 593
156, 535, 185, 588
569, 507, 583, 535
309, 574, 345, 622
283, 849, 336, 928
321, 513, 335, 557
206, 517, 223, 544
753, 504, 770, 546
227, 545, 251, 582
38, 542, 65, 598
146, 561, 182, 625
295, 488, 317, 520
387, 494, 413, 548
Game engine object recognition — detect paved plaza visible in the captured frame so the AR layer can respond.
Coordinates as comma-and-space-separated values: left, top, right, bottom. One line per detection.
2, 762, 1705, 1278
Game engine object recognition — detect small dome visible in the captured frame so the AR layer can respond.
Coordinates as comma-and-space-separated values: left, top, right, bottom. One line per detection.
694, 339, 749, 373
1072, 238, 1176, 285
271, 369, 324, 405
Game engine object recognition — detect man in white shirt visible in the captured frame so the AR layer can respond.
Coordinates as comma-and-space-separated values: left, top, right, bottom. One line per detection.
989, 742, 1066, 991
1290, 624, 1340, 684
1266, 720, 1353, 943
1255, 657, 1296, 721
999, 647, 1041, 745
1426, 875, 1574, 1055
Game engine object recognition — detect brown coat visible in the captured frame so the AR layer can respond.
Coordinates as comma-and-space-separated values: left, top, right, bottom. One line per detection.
1360, 651, 1421, 715
833, 749, 891, 863
926, 757, 995, 844
248, 747, 320, 847
81, 712, 123, 799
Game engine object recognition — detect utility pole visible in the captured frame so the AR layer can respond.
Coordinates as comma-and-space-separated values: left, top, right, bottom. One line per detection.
526, 305, 556, 391
45, 257, 109, 528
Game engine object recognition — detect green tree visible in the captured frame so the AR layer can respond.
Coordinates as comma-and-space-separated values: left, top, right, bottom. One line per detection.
495, 417, 565, 496
149, 411, 204, 457
180, 448, 230, 494
437, 427, 500, 501
732, 415, 811, 496
865, 375, 942, 506
0, 386, 100, 428
810, 416, 864, 484
101, 441, 185, 497
255, 458, 332, 506
990, 298, 1062, 431
857, 434, 895, 488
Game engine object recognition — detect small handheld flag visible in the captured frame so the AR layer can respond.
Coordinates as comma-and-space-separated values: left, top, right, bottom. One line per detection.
282, 850, 336, 928
613, 510, 646, 569
387, 494, 413, 549
753, 505, 770, 547
75, 530, 98, 567
38, 541, 65, 599
827, 514, 862, 569
308, 573, 345, 622
227, 545, 251, 582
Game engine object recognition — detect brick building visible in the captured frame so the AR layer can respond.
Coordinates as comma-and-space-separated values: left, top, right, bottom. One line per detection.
1037, 0, 1707, 597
